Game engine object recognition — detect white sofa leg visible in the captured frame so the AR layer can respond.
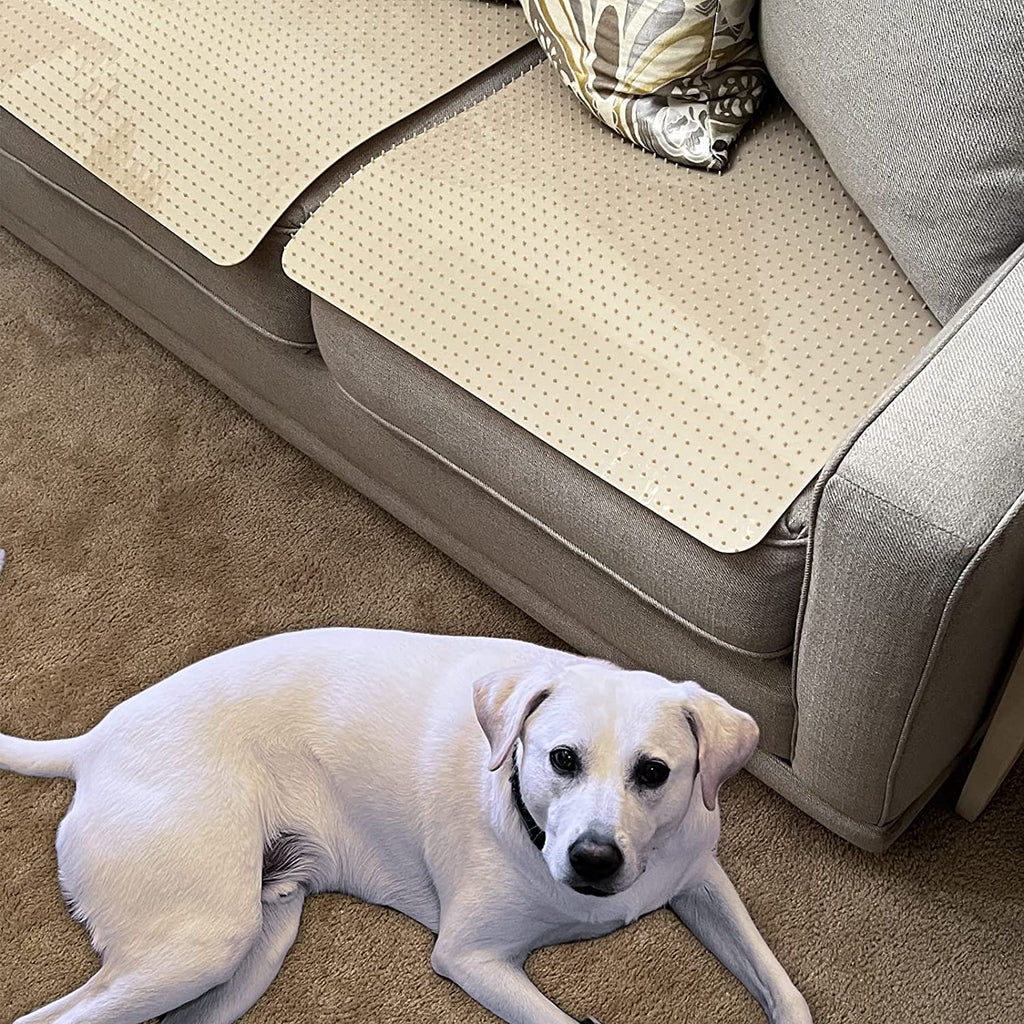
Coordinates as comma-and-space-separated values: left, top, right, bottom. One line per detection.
956, 637, 1024, 822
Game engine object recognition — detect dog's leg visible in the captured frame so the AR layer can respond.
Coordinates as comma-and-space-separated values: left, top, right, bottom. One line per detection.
12, 970, 112, 1024
431, 938, 579, 1024
10, 982, 87, 1024
15, 808, 266, 1024
161, 889, 305, 1024
670, 858, 812, 1024
11, 935, 257, 1024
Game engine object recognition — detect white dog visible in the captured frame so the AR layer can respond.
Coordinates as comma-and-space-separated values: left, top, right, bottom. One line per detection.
1, 628, 812, 1024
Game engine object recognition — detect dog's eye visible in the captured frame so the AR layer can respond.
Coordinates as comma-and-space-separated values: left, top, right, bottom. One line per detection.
634, 759, 670, 789
549, 746, 580, 775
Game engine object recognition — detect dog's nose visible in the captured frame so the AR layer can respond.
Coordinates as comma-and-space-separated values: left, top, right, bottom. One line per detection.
568, 832, 623, 882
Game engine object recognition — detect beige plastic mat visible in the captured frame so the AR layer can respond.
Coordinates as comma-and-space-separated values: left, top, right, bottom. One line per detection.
0, 0, 532, 264
290, 63, 939, 552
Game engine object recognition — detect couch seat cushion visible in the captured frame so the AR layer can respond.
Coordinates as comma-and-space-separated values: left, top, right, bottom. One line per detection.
284, 62, 938, 552
312, 296, 812, 658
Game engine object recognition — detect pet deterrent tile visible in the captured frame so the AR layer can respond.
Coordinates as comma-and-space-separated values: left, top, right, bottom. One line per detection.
0, 0, 533, 264
284, 63, 939, 551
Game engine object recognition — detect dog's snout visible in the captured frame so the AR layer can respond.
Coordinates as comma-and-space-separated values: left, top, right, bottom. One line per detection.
568, 832, 623, 883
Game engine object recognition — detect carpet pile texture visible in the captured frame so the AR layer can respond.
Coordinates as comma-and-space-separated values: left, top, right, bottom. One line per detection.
1, 228, 1021, 1023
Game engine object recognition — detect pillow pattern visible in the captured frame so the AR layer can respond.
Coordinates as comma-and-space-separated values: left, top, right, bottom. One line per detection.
521, 0, 767, 171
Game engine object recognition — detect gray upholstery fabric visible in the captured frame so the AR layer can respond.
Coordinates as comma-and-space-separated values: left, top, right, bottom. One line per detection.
0, 46, 543, 350
312, 301, 811, 658
794, 244, 1024, 825
0, 178, 798, 759
760, 0, 1024, 324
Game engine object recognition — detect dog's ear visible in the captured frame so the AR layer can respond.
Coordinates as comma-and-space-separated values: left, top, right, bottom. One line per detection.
674, 682, 759, 811
473, 664, 555, 771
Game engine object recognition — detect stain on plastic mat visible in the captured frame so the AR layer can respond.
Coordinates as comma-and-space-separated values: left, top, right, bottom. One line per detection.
286, 64, 939, 551
0, 0, 532, 264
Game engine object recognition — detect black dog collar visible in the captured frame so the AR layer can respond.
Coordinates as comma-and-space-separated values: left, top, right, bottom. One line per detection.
509, 747, 545, 851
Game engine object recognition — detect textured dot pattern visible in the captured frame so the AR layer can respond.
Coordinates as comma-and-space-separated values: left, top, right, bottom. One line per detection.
284, 63, 940, 553
0, 0, 533, 265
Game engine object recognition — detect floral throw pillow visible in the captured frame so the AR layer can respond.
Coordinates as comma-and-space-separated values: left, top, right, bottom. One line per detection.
520, 0, 767, 171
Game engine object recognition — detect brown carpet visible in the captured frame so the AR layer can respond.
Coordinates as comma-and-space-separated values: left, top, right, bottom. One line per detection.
1, 227, 1021, 1024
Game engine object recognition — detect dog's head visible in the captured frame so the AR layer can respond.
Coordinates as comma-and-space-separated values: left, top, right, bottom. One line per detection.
474, 659, 757, 897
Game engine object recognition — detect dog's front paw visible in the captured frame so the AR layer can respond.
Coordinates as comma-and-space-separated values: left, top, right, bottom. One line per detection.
772, 993, 813, 1024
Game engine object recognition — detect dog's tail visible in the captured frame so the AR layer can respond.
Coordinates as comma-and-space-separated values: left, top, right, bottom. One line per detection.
0, 733, 81, 778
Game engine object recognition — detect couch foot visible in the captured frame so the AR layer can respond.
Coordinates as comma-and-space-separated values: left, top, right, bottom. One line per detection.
957, 635, 1024, 821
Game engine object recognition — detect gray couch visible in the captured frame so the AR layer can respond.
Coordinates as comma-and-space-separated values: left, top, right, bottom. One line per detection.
2, 4, 1021, 851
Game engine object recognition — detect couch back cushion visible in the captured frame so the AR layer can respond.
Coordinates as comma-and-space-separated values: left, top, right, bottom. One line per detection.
760, 0, 1024, 323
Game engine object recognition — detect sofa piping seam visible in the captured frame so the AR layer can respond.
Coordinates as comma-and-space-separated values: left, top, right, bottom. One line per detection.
830, 472, 967, 544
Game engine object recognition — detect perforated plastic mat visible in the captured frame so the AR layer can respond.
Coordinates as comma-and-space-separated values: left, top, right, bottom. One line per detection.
0, 0, 533, 264
290, 64, 938, 551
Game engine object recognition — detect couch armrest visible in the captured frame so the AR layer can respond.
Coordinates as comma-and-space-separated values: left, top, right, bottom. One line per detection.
793, 245, 1024, 831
